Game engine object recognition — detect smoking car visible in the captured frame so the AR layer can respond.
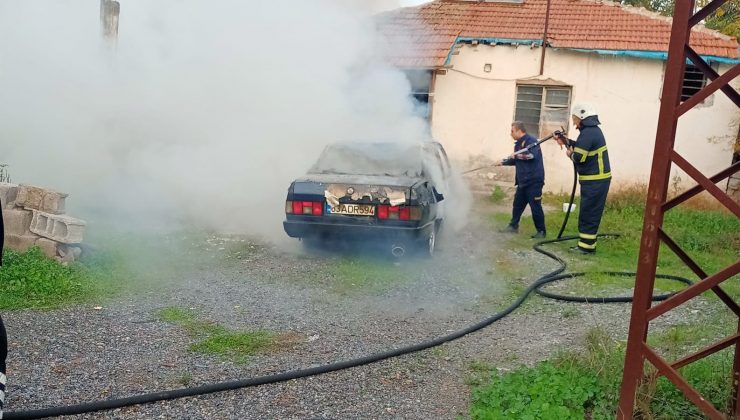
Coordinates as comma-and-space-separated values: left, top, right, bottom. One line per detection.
283, 141, 451, 257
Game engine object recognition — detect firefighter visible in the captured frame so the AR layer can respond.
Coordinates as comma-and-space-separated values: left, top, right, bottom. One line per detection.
555, 103, 611, 254
496, 121, 547, 239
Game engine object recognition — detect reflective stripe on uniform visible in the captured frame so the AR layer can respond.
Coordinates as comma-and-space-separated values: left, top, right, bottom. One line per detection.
586, 145, 608, 156
577, 145, 610, 181
574, 147, 589, 163
579, 172, 612, 181
579, 232, 597, 240
578, 241, 597, 250
534, 196, 542, 201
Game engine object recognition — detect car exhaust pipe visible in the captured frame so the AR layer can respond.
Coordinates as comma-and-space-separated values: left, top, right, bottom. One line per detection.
391, 244, 405, 258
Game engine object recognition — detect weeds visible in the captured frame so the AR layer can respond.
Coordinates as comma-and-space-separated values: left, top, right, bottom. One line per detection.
489, 186, 507, 204
470, 328, 734, 419
328, 257, 405, 293
177, 371, 193, 386
0, 247, 99, 309
0, 164, 11, 183
158, 306, 197, 324
478, 184, 738, 418
157, 306, 275, 364
561, 307, 580, 319
470, 360, 601, 419
493, 186, 739, 299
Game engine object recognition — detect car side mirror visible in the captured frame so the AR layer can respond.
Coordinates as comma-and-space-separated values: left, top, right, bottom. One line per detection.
433, 187, 444, 202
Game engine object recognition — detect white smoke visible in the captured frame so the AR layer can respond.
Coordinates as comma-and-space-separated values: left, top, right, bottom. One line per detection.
0, 0, 440, 242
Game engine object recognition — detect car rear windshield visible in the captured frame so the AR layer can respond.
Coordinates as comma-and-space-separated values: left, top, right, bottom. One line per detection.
308, 143, 423, 177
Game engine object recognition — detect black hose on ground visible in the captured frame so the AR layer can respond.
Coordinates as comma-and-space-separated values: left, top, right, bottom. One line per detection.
5, 171, 693, 419
4, 234, 693, 419
556, 162, 578, 240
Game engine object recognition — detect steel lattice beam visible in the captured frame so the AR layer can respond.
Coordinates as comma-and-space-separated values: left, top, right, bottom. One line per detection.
616, 0, 740, 418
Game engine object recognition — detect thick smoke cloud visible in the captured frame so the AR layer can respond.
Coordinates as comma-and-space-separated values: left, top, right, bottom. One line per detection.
0, 0, 467, 244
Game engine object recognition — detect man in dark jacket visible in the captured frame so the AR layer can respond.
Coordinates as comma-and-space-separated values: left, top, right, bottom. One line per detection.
496, 121, 546, 238
555, 103, 611, 254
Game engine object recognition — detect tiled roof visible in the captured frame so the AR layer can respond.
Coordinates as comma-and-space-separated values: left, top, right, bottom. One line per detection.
376, 0, 739, 68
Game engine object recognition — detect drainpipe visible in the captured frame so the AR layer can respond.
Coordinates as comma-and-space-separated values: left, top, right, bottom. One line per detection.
539, 0, 552, 76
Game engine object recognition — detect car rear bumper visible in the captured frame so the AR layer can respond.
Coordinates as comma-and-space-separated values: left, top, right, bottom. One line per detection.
283, 219, 433, 240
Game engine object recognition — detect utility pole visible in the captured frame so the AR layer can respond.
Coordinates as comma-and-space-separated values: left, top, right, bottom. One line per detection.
100, 0, 120, 45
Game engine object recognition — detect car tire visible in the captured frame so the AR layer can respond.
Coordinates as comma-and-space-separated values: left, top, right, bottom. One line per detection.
421, 225, 437, 258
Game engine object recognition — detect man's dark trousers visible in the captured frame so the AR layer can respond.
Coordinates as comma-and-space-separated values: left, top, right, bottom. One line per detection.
510, 182, 545, 232
577, 179, 611, 250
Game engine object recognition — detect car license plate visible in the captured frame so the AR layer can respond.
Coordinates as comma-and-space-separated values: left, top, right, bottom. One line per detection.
327, 203, 375, 216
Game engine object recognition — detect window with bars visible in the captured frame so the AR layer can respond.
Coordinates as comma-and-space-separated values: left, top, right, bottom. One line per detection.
514, 85, 571, 138
681, 62, 719, 103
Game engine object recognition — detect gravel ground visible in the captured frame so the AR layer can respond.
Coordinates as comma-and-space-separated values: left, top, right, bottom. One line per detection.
4, 205, 709, 419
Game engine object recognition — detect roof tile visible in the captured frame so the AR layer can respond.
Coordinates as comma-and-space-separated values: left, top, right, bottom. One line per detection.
376, 0, 739, 67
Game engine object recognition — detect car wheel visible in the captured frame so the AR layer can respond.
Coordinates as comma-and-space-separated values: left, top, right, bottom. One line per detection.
425, 227, 436, 258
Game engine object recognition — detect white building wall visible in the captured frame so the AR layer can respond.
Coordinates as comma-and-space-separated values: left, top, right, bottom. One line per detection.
431, 44, 740, 193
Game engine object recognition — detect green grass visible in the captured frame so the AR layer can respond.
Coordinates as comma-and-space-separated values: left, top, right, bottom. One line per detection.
0, 226, 263, 310
490, 188, 739, 302
489, 186, 507, 204
190, 331, 273, 363
158, 306, 197, 324
476, 187, 739, 418
0, 247, 106, 309
157, 306, 275, 363
470, 328, 734, 419
327, 257, 407, 293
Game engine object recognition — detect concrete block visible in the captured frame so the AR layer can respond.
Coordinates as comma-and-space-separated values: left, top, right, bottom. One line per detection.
29, 210, 86, 244
16, 184, 67, 214
35, 238, 58, 259
5, 233, 41, 252
0, 183, 18, 208
58, 245, 82, 262
41, 191, 66, 214
15, 185, 44, 210
2, 208, 33, 236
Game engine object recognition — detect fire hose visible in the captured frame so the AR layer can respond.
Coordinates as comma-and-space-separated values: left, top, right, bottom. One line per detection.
5, 159, 693, 420
461, 129, 565, 175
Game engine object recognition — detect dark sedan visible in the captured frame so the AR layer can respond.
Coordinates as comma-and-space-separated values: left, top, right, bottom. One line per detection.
283, 141, 451, 257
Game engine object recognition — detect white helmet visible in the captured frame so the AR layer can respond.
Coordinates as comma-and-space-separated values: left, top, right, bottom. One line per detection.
571, 103, 598, 119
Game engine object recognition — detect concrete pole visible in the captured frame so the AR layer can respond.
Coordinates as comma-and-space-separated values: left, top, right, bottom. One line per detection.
100, 0, 120, 45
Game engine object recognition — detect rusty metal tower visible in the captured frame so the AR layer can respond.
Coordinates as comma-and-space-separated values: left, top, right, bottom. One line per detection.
617, 0, 740, 418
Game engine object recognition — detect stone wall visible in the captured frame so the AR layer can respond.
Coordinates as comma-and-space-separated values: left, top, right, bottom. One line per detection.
1, 183, 85, 263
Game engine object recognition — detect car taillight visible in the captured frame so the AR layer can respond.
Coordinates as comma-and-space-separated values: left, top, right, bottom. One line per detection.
399, 207, 410, 220
377, 205, 389, 219
286, 200, 323, 216
377, 205, 421, 221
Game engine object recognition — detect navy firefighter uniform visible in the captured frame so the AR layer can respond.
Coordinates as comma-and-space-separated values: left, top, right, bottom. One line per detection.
569, 113, 611, 253
502, 132, 546, 235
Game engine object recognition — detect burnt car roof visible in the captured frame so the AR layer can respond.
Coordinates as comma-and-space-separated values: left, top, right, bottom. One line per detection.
308, 141, 426, 178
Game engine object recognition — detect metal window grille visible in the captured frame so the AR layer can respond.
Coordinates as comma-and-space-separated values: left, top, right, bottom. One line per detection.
515, 85, 571, 137
681, 62, 719, 103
